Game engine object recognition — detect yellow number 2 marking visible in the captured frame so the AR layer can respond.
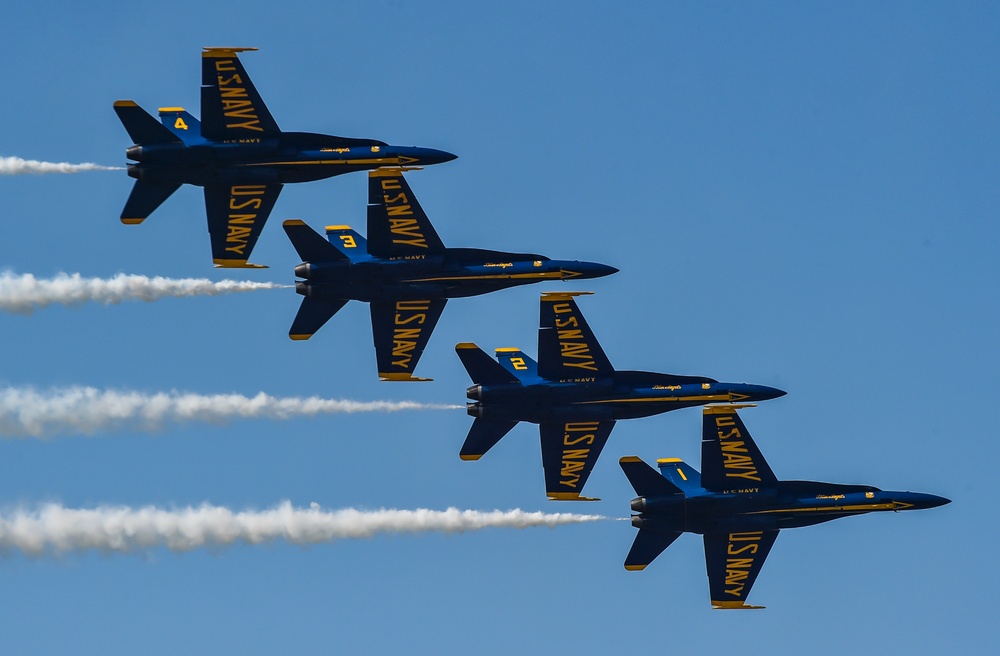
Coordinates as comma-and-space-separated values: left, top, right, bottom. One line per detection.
510, 357, 528, 371
174, 117, 189, 130
339, 234, 357, 248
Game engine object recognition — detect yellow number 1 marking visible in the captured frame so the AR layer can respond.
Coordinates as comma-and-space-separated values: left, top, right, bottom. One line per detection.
174, 117, 189, 130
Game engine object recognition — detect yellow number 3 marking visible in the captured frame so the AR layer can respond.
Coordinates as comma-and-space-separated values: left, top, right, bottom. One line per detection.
174, 117, 189, 130
340, 234, 357, 248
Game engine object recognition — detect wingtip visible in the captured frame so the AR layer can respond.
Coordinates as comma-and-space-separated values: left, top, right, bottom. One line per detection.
289, 334, 313, 341
120, 217, 145, 225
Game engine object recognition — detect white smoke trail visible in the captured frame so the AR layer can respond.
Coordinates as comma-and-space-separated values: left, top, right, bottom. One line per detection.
0, 503, 604, 556
0, 272, 286, 314
0, 156, 122, 174
0, 387, 461, 438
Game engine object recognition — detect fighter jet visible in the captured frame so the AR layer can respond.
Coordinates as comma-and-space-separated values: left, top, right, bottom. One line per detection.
284, 169, 618, 381
456, 293, 786, 500
620, 405, 950, 609
114, 47, 456, 268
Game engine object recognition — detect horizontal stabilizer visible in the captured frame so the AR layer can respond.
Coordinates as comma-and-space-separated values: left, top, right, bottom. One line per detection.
625, 529, 682, 571
120, 180, 181, 224
460, 418, 518, 460
289, 297, 348, 340
114, 100, 181, 145
455, 343, 519, 385
283, 220, 346, 262
619, 456, 684, 497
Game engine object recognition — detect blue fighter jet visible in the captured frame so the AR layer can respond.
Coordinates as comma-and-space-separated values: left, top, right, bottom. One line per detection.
620, 405, 949, 609
284, 169, 618, 381
456, 293, 786, 500
114, 47, 456, 268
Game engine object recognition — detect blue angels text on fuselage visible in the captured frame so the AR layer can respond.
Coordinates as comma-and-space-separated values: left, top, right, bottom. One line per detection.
284, 169, 618, 381
113, 47, 456, 268
456, 293, 786, 501
620, 405, 950, 609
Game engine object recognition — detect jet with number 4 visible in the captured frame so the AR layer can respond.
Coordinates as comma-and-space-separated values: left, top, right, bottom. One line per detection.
114, 47, 456, 268
284, 169, 618, 381
620, 405, 949, 609
456, 293, 786, 500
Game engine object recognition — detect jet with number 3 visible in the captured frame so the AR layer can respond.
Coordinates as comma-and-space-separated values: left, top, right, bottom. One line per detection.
620, 405, 949, 609
284, 169, 618, 381
456, 293, 786, 500
113, 47, 456, 268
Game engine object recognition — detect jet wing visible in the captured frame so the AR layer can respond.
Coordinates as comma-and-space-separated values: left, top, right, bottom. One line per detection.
701, 406, 777, 493
200, 47, 280, 140
540, 419, 616, 500
537, 293, 614, 382
366, 170, 445, 258
703, 529, 779, 609
370, 299, 447, 381
205, 183, 282, 267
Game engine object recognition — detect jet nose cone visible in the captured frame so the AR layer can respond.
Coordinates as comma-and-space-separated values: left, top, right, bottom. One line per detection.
920, 494, 951, 509
746, 384, 786, 401
399, 147, 457, 166
569, 261, 619, 279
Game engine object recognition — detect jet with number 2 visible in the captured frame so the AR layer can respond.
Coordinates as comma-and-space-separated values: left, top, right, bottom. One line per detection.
284, 169, 618, 381
113, 47, 456, 268
456, 293, 786, 500
620, 405, 949, 609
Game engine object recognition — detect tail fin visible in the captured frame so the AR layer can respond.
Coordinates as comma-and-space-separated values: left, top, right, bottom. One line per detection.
619, 456, 684, 497
283, 220, 346, 262
625, 529, 682, 571
460, 418, 519, 461
158, 107, 205, 145
495, 348, 541, 383
325, 226, 372, 263
656, 458, 704, 495
455, 343, 519, 385
289, 297, 348, 341
120, 180, 181, 224
114, 101, 180, 145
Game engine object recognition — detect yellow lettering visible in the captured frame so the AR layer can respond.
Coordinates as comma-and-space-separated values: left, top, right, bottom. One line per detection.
174, 117, 188, 130
510, 357, 527, 371
339, 234, 357, 248
215, 60, 237, 72
555, 316, 579, 328
230, 197, 262, 210
381, 179, 402, 191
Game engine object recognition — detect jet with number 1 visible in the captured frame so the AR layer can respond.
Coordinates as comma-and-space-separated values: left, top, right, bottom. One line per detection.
114, 47, 456, 268
284, 169, 618, 381
620, 405, 949, 609
456, 293, 786, 500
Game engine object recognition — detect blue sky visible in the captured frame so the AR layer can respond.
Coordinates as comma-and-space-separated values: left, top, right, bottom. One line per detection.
0, 2, 995, 653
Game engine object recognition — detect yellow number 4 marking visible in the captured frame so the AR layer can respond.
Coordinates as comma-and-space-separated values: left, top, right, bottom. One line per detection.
174, 117, 189, 130
340, 234, 357, 248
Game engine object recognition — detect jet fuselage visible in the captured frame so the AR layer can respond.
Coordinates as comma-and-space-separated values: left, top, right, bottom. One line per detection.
126, 134, 456, 187
466, 374, 786, 424
631, 486, 951, 534
294, 250, 618, 302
